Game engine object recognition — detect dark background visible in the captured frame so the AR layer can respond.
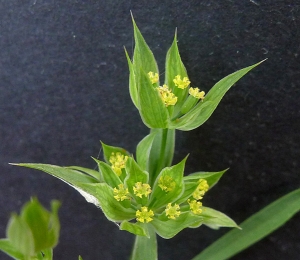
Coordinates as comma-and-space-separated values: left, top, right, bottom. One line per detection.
0, 1, 299, 259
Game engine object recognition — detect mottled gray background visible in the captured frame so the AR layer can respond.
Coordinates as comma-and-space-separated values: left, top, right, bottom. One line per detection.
0, 1, 299, 259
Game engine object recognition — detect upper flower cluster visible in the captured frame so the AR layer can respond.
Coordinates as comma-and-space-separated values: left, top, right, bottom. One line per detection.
126, 17, 261, 131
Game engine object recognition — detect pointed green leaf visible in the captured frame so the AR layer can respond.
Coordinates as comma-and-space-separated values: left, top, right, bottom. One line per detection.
125, 47, 138, 108
14, 163, 100, 207
151, 211, 203, 239
165, 31, 189, 114
66, 166, 102, 182
184, 169, 228, 189
0, 239, 24, 260
138, 69, 169, 128
101, 141, 130, 164
201, 207, 239, 230
193, 188, 300, 260
21, 198, 60, 252
97, 160, 122, 188
175, 182, 200, 205
171, 60, 266, 131
131, 15, 159, 86
6, 214, 35, 257
136, 131, 156, 171
149, 157, 186, 209
125, 157, 148, 193
74, 182, 136, 222
120, 221, 149, 237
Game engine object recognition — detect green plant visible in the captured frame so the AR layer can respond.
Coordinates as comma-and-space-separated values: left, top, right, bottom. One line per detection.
0, 198, 60, 260
5, 16, 300, 260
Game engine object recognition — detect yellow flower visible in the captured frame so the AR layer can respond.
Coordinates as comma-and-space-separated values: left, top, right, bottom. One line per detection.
133, 182, 152, 198
109, 152, 128, 176
188, 199, 203, 215
157, 84, 177, 107
173, 75, 191, 89
148, 71, 159, 84
192, 179, 209, 200
158, 175, 176, 192
165, 203, 181, 219
113, 184, 130, 201
189, 87, 205, 100
136, 207, 154, 223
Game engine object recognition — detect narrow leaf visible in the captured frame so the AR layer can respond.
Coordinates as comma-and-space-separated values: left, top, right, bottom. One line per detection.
192, 188, 300, 260
125, 47, 138, 108
66, 166, 102, 182
171, 60, 266, 131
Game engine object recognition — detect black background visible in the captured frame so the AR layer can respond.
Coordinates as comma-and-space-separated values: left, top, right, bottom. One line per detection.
0, 1, 299, 259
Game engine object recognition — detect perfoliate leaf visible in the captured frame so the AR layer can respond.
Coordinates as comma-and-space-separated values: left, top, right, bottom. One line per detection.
120, 221, 149, 237
74, 182, 136, 222
201, 207, 239, 229
170, 60, 266, 131
151, 212, 203, 239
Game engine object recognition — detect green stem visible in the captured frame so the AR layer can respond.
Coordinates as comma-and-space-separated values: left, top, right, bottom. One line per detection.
148, 129, 175, 185
130, 225, 157, 260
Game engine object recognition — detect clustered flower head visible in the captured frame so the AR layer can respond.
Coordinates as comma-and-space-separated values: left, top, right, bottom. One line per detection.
108, 150, 210, 225
148, 72, 205, 110
109, 152, 128, 176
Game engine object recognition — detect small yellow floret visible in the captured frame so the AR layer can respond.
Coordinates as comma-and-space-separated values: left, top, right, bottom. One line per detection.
188, 199, 203, 215
148, 71, 159, 84
173, 75, 191, 89
158, 175, 176, 192
133, 182, 152, 198
157, 84, 178, 107
192, 179, 209, 200
136, 207, 154, 223
113, 184, 130, 201
189, 87, 205, 100
165, 203, 181, 219
109, 152, 128, 176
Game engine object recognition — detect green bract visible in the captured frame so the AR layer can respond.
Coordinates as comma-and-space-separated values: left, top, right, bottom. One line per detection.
126, 16, 264, 131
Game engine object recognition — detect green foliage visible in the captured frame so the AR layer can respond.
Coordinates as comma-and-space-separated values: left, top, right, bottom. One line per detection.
9, 14, 299, 260
0, 198, 60, 260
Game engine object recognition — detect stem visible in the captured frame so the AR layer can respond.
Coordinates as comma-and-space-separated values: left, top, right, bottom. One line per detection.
149, 129, 175, 185
130, 225, 157, 260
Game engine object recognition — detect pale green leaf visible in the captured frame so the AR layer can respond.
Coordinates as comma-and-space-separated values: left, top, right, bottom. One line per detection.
74, 182, 136, 222
0, 239, 24, 260
120, 221, 149, 237
192, 188, 300, 260
151, 212, 203, 239
149, 157, 186, 209
125, 47, 138, 108
66, 166, 101, 182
